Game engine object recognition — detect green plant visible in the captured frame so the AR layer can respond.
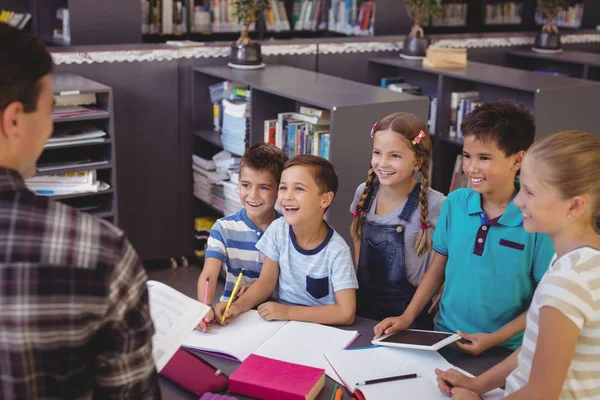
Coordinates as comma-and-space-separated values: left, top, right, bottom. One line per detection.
405, 0, 443, 38
233, 0, 270, 44
537, 0, 571, 33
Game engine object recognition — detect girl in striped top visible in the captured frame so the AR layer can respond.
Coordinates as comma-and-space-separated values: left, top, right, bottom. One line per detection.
434, 130, 600, 400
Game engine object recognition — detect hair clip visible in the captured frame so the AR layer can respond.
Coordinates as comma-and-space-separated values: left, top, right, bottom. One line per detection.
420, 222, 432, 230
369, 122, 378, 139
352, 211, 360, 217
412, 130, 426, 145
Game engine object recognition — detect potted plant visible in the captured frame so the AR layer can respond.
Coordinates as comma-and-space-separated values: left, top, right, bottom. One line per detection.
229, 0, 269, 69
401, 0, 443, 59
533, 0, 570, 53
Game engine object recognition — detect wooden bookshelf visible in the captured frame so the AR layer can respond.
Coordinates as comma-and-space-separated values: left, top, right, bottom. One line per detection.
43, 73, 118, 225
189, 64, 428, 245
368, 57, 600, 193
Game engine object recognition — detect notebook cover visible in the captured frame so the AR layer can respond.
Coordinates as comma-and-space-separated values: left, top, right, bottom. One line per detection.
229, 354, 325, 400
160, 349, 228, 396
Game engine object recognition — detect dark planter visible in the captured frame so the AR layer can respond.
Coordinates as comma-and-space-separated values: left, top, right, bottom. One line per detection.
401, 36, 431, 59
229, 42, 264, 68
533, 32, 562, 52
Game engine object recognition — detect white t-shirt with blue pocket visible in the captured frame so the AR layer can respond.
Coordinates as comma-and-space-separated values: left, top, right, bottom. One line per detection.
256, 217, 358, 306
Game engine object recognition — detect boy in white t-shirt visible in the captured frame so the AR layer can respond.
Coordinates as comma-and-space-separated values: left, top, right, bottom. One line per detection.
217, 155, 358, 325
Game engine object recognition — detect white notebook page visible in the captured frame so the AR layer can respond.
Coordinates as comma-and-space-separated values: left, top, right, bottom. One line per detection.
182, 310, 286, 361
253, 320, 359, 384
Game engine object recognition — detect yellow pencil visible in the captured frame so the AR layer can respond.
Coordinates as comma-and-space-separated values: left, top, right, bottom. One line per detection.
221, 268, 244, 323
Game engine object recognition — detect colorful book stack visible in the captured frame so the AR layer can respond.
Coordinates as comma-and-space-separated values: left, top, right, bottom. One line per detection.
265, 106, 331, 159
0, 10, 32, 30
25, 170, 109, 196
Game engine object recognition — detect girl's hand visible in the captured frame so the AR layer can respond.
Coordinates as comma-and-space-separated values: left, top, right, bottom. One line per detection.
450, 388, 483, 400
435, 368, 479, 396
455, 331, 495, 356
373, 315, 412, 339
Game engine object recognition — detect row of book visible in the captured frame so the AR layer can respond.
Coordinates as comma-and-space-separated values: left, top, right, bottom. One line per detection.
0, 10, 32, 30
534, 3, 583, 29
264, 106, 331, 159
142, 0, 187, 34
328, 0, 374, 36
449, 92, 482, 139
424, 3, 468, 27
485, 2, 522, 25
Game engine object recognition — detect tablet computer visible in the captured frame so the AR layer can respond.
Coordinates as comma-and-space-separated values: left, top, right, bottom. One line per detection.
371, 329, 462, 351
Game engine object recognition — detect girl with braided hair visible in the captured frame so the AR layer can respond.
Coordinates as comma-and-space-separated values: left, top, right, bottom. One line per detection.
349, 112, 445, 327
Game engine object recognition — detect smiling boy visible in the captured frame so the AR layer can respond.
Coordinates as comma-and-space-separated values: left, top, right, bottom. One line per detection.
220, 155, 358, 325
374, 101, 554, 355
197, 143, 288, 330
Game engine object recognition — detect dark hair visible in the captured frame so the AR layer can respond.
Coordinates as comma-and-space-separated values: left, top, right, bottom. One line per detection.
240, 143, 288, 182
351, 112, 434, 255
460, 100, 535, 156
0, 23, 54, 112
283, 155, 339, 197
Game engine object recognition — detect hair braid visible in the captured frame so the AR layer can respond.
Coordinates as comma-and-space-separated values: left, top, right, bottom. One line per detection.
350, 168, 377, 240
414, 159, 432, 256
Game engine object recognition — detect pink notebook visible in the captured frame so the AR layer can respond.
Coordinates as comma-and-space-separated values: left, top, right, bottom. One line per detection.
229, 354, 326, 400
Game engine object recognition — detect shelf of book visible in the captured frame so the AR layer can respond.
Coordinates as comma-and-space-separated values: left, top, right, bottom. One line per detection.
33, 74, 119, 225
189, 64, 428, 245
368, 56, 600, 194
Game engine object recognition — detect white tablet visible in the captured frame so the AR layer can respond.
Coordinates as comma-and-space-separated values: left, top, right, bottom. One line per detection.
371, 329, 462, 351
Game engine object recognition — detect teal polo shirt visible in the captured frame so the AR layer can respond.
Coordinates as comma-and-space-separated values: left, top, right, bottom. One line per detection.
432, 185, 554, 350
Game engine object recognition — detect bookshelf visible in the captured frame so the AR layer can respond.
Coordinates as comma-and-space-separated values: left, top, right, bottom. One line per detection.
41, 73, 118, 224
189, 64, 428, 245
367, 57, 600, 193
506, 49, 600, 81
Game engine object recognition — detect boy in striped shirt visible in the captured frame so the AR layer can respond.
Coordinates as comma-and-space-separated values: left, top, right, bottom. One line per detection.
197, 143, 288, 331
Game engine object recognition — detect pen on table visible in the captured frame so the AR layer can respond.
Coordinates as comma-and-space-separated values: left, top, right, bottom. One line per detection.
329, 383, 339, 400
221, 268, 244, 323
356, 373, 418, 386
203, 277, 210, 324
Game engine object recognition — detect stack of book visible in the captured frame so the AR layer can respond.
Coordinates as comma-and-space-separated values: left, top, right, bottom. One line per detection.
192, 151, 242, 215
25, 170, 109, 196
265, 106, 331, 159
221, 97, 250, 157
45, 123, 107, 148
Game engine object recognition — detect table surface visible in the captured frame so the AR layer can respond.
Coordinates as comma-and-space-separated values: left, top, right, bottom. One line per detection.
148, 266, 511, 399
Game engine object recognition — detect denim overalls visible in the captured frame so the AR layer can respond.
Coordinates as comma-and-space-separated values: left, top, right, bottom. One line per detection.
356, 182, 434, 328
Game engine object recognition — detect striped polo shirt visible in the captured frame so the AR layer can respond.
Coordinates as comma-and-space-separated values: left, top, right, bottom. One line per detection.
255, 217, 358, 306
205, 208, 279, 302
505, 247, 600, 398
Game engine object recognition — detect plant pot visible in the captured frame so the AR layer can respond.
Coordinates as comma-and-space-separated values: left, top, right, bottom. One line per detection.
532, 32, 562, 53
229, 42, 265, 69
401, 36, 431, 60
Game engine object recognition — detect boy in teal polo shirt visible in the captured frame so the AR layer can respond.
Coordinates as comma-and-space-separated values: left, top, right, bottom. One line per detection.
374, 100, 554, 355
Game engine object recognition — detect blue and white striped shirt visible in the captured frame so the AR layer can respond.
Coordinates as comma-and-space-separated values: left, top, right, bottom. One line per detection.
256, 217, 358, 307
205, 208, 277, 302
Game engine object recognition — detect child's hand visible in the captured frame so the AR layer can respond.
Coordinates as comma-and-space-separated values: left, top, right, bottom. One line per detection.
449, 388, 483, 400
214, 301, 238, 325
197, 307, 215, 333
373, 315, 412, 339
257, 302, 289, 321
236, 284, 251, 299
455, 330, 495, 356
435, 368, 479, 396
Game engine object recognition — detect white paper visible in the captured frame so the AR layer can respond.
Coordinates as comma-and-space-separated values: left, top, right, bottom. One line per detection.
253, 321, 359, 385
325, 347, 505, 400
182, 310, 286, 361
147, 280, 211, 372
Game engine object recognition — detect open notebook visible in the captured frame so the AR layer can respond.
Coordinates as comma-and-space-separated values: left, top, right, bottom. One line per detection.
147, 280, 211, 372
183, 309, 359, 380
325, 346, 505, 400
